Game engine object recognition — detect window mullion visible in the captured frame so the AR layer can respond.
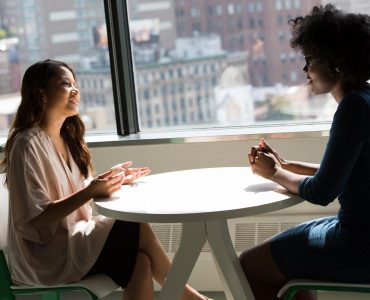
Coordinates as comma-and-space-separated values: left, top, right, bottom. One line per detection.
104, 0, 139, 135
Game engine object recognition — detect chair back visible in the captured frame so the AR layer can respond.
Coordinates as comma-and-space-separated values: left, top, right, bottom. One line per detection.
0, 173, 8, 249
0, 173, 13, 299
0, 249, 14, 300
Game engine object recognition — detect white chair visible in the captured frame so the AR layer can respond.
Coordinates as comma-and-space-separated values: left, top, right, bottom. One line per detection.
0, 173, 120, 300
278, 279, 370, 300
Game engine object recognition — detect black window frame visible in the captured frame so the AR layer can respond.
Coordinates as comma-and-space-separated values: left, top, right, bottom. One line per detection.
104, 0, 139, 135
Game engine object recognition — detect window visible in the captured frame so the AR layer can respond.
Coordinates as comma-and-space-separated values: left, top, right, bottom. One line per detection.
276, 0, 283, 11
256, 2, 263, 12
290, 71, 297, 82
215, 5, 223, 16
280, 53, 287, 63
228, 4, 235, 15
294, 0, 301, 9
1, 0, 364, 139
235, 3, 243, 14
190, 6, 200, 18
285, 0, 292, 10
0, 0, 115, 136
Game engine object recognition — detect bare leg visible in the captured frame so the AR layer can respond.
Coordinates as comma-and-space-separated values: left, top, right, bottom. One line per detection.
239, 240, 317, 300
139, 223, 206, 300
123, 251, 154, 300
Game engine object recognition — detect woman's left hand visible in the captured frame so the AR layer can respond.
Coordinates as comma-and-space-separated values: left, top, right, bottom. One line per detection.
250, 151, 281, 180
111, 161, 151, 185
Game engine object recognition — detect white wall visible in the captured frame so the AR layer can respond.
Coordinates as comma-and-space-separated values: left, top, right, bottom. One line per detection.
91, 136, 326, 175
91, 135, 336, 216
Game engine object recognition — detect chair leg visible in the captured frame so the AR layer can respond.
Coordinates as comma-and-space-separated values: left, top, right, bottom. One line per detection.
41, 292, 60, 300
284, 287, 299, 300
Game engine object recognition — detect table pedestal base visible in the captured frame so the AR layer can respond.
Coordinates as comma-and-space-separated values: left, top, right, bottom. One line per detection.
157, 220, 255, 300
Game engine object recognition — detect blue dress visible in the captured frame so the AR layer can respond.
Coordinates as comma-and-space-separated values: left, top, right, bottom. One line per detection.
271, 86, 370, 282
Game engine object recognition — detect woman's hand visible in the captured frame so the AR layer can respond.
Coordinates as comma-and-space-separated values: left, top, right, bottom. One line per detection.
259, 138, 287, 165
250, 151, 282, 180
88, 169, 123, 198
249, 138, 287, 169
110, 161, 151, 185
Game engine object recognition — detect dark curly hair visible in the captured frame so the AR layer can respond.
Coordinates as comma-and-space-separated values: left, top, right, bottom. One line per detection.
289, 4, 370, 90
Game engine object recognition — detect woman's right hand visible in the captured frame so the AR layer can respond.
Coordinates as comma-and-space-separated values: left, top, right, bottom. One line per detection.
87, 169, 124, 198
249, 138, 286, 167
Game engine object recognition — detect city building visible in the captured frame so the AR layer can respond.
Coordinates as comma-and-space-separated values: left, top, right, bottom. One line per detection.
77, 68, 114, 131
174, 0, 321, 86
324, 0, 370, 13
135, 35, 249, 129
127, 0, 177, 51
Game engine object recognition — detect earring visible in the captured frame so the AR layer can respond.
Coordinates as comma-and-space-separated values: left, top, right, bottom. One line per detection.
42, 97, 47, 103
335, 67, 340, 73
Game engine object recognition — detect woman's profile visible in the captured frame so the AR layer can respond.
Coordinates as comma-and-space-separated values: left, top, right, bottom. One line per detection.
240, 5, 370, 300
2, 59, 211, 300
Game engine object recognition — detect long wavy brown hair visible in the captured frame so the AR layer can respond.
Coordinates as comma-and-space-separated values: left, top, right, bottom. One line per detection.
1, 59, 93, 181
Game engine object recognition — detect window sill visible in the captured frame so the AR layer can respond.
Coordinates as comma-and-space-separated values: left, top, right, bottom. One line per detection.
0, 122, 331, 152
85, 122, 331, 148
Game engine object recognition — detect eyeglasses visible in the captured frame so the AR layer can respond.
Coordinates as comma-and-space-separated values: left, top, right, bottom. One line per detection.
304, 55, 314, 67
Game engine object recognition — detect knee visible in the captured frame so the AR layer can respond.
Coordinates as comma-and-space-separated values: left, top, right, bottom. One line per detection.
239, 249, 252, 274
135, 251, 152, 276
140, 223, 153, 236
238, 243, 270, 276
139, 223, 158, 247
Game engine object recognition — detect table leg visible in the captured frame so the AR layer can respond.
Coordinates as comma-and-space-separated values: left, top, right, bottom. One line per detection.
206, 219, 256, 300
157, 222, 207, 300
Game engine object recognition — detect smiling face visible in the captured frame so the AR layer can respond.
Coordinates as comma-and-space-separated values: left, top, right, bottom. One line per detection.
303, 56, 338, 96
42, 66, 80, 120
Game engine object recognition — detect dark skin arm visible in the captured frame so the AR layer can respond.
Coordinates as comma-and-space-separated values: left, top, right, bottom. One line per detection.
249, 150, 306, 194
248, 138, 313, 195
249, 138, 319, 176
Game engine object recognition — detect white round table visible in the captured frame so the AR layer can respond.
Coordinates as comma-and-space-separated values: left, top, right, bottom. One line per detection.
94, 167, 303, 300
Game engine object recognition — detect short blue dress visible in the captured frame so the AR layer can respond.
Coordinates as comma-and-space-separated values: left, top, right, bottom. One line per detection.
271, 86, 370, 282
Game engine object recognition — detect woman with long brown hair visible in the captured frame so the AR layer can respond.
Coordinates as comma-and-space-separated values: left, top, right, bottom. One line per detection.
2, 59, 210, 300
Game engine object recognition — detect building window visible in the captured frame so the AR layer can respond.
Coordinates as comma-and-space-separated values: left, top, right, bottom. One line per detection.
216, 5, 223, 16
290, 71, 297, 82
191, 6, 200, 18
285, 0, 292, 10
294, 0, 301, 9
280, 53, 287, 62
0, 0, 341, 138
228, 4, 235, 15
276, 0, 282, 11
256, 2, 263, 12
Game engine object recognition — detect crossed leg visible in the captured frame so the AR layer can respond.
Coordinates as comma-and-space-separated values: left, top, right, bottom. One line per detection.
124, 223, 207, 300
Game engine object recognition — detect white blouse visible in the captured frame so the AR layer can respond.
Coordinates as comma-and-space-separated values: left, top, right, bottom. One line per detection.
7, 127, 114, 285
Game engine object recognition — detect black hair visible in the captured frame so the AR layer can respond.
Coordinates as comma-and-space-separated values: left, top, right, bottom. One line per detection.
290, 4, 370, 90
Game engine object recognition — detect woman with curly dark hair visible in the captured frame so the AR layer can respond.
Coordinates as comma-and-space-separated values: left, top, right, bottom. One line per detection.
239, 4, 370, 300
2, 59, 210, 300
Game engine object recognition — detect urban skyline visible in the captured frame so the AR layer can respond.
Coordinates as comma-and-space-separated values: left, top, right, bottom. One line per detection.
0, 0, 368, 135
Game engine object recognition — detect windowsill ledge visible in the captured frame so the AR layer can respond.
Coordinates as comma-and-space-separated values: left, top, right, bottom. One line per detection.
85, 122, 331, 148
0, 122, 331, 151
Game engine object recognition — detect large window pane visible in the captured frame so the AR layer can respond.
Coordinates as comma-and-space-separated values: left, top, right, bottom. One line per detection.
0, 0, 115, 136
127, 0, 369, 131
1, 0, 369, 137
